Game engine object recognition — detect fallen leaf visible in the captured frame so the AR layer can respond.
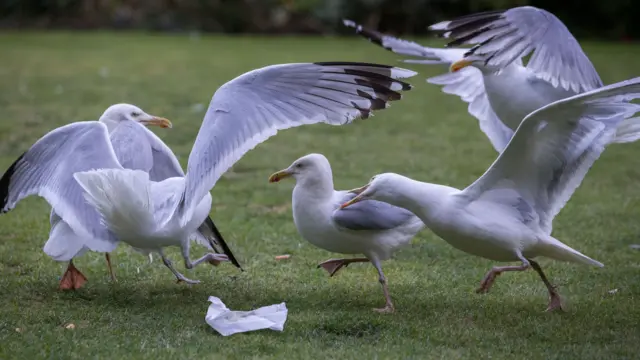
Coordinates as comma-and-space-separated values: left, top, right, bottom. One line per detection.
64, 323, 75, 330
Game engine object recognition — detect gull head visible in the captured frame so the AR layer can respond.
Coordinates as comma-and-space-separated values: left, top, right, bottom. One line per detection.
99, 103, 172, 132
340, 173, 400, 209
268, 153, 332, 186
449, 55, 498, 74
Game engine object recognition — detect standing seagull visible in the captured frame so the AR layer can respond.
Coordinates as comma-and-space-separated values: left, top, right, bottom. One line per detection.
1, 104, 242, 289
269, 153, 424, 313
0, 62, 416, 284
340, 77, 640, 311
46, 103, 173, 289
344, 14, 640, 152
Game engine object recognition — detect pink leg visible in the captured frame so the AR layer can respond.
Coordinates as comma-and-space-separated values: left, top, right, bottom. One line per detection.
105, 253, 116, 282
59, 261, 88, 290
317, 257, 369, 277
476, 263, 530, 294
530, 260, 564, 312
371, 258, 394, 314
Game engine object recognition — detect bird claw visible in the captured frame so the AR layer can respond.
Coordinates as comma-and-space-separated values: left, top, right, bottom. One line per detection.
475, 278, 494, 294
373, 305, 395, 314
545, 293, 564, 312
59, 262, 88, 291
317, 259, 347, 277
476, 270, 499, 294
207, 254, 229, 266
175, 276, 201, 285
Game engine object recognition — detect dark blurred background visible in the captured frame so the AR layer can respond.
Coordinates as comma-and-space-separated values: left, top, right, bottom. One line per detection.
1, 0, 638, 39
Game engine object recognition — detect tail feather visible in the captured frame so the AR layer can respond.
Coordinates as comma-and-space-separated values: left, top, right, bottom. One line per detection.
612, 116, 640, 144
537, 235, 603, 267
73, 169, 154, 236
194, 216, 243, 270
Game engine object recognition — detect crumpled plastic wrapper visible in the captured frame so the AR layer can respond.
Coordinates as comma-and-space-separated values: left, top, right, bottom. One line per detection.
205, 296, 288, 336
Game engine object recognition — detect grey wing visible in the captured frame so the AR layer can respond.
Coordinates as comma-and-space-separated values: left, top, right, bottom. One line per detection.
463, 77, 640, 234
176, 62, 416, 224
0, 121, 122, 251
428, 69, 513, 152
344, 19, 512, 152
109, 121, 154, 172
430, 6, 602, 93
343, 19, 468, 65
332, 192, 418, 231
140, 125, 186, 181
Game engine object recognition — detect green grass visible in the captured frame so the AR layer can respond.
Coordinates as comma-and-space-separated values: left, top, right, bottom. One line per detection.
1, 31, 640, 359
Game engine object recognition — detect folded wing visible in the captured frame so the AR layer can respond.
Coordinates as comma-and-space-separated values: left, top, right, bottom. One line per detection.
332, 192, 419, 231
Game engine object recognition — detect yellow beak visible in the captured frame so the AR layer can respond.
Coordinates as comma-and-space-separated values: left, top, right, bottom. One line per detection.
140, 116, 173, 128
347, 184, 369, 195
268, 169, 292, 183
340, 184, 369, 209
449, 59, 473, 73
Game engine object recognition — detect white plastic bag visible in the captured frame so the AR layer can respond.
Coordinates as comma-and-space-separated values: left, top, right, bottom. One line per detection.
205, 296, 288, 336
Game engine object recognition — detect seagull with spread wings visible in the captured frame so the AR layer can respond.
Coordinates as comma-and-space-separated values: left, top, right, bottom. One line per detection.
341, 77, 640, 311
344, 12, 640, 153
1, 103, 241, 289
0, 62, 416, 284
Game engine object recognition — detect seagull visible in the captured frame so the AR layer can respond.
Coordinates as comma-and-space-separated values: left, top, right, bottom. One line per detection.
2, 103, 241, 289
268, 153, 424, 313
47, 103, 171, 289
340, 77, 640, 311
0, 62, 416, 284
344, 16, 640, 153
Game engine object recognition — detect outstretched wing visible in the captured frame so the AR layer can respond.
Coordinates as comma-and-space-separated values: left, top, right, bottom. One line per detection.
430, 6, 602, 93
343, 19, 468, 65
176, 62, 416, 225
345, 19, 513, 152
0, 122, 122, 251
462, 77, 640, 234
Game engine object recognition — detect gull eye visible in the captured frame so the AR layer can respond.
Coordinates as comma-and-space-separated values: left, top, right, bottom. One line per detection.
130, 112, 141, 117
295, 163, 303, 168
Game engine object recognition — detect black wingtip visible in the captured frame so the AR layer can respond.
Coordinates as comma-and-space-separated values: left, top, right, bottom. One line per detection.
314, 61, 393, 69
342, 19, 387, 48
0, 152, 25, 214
433, 12, 505, 48
343, 68, 412, 90
205, 216, 242, 270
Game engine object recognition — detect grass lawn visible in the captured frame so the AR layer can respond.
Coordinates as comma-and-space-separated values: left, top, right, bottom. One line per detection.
0, 31, 640, 359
